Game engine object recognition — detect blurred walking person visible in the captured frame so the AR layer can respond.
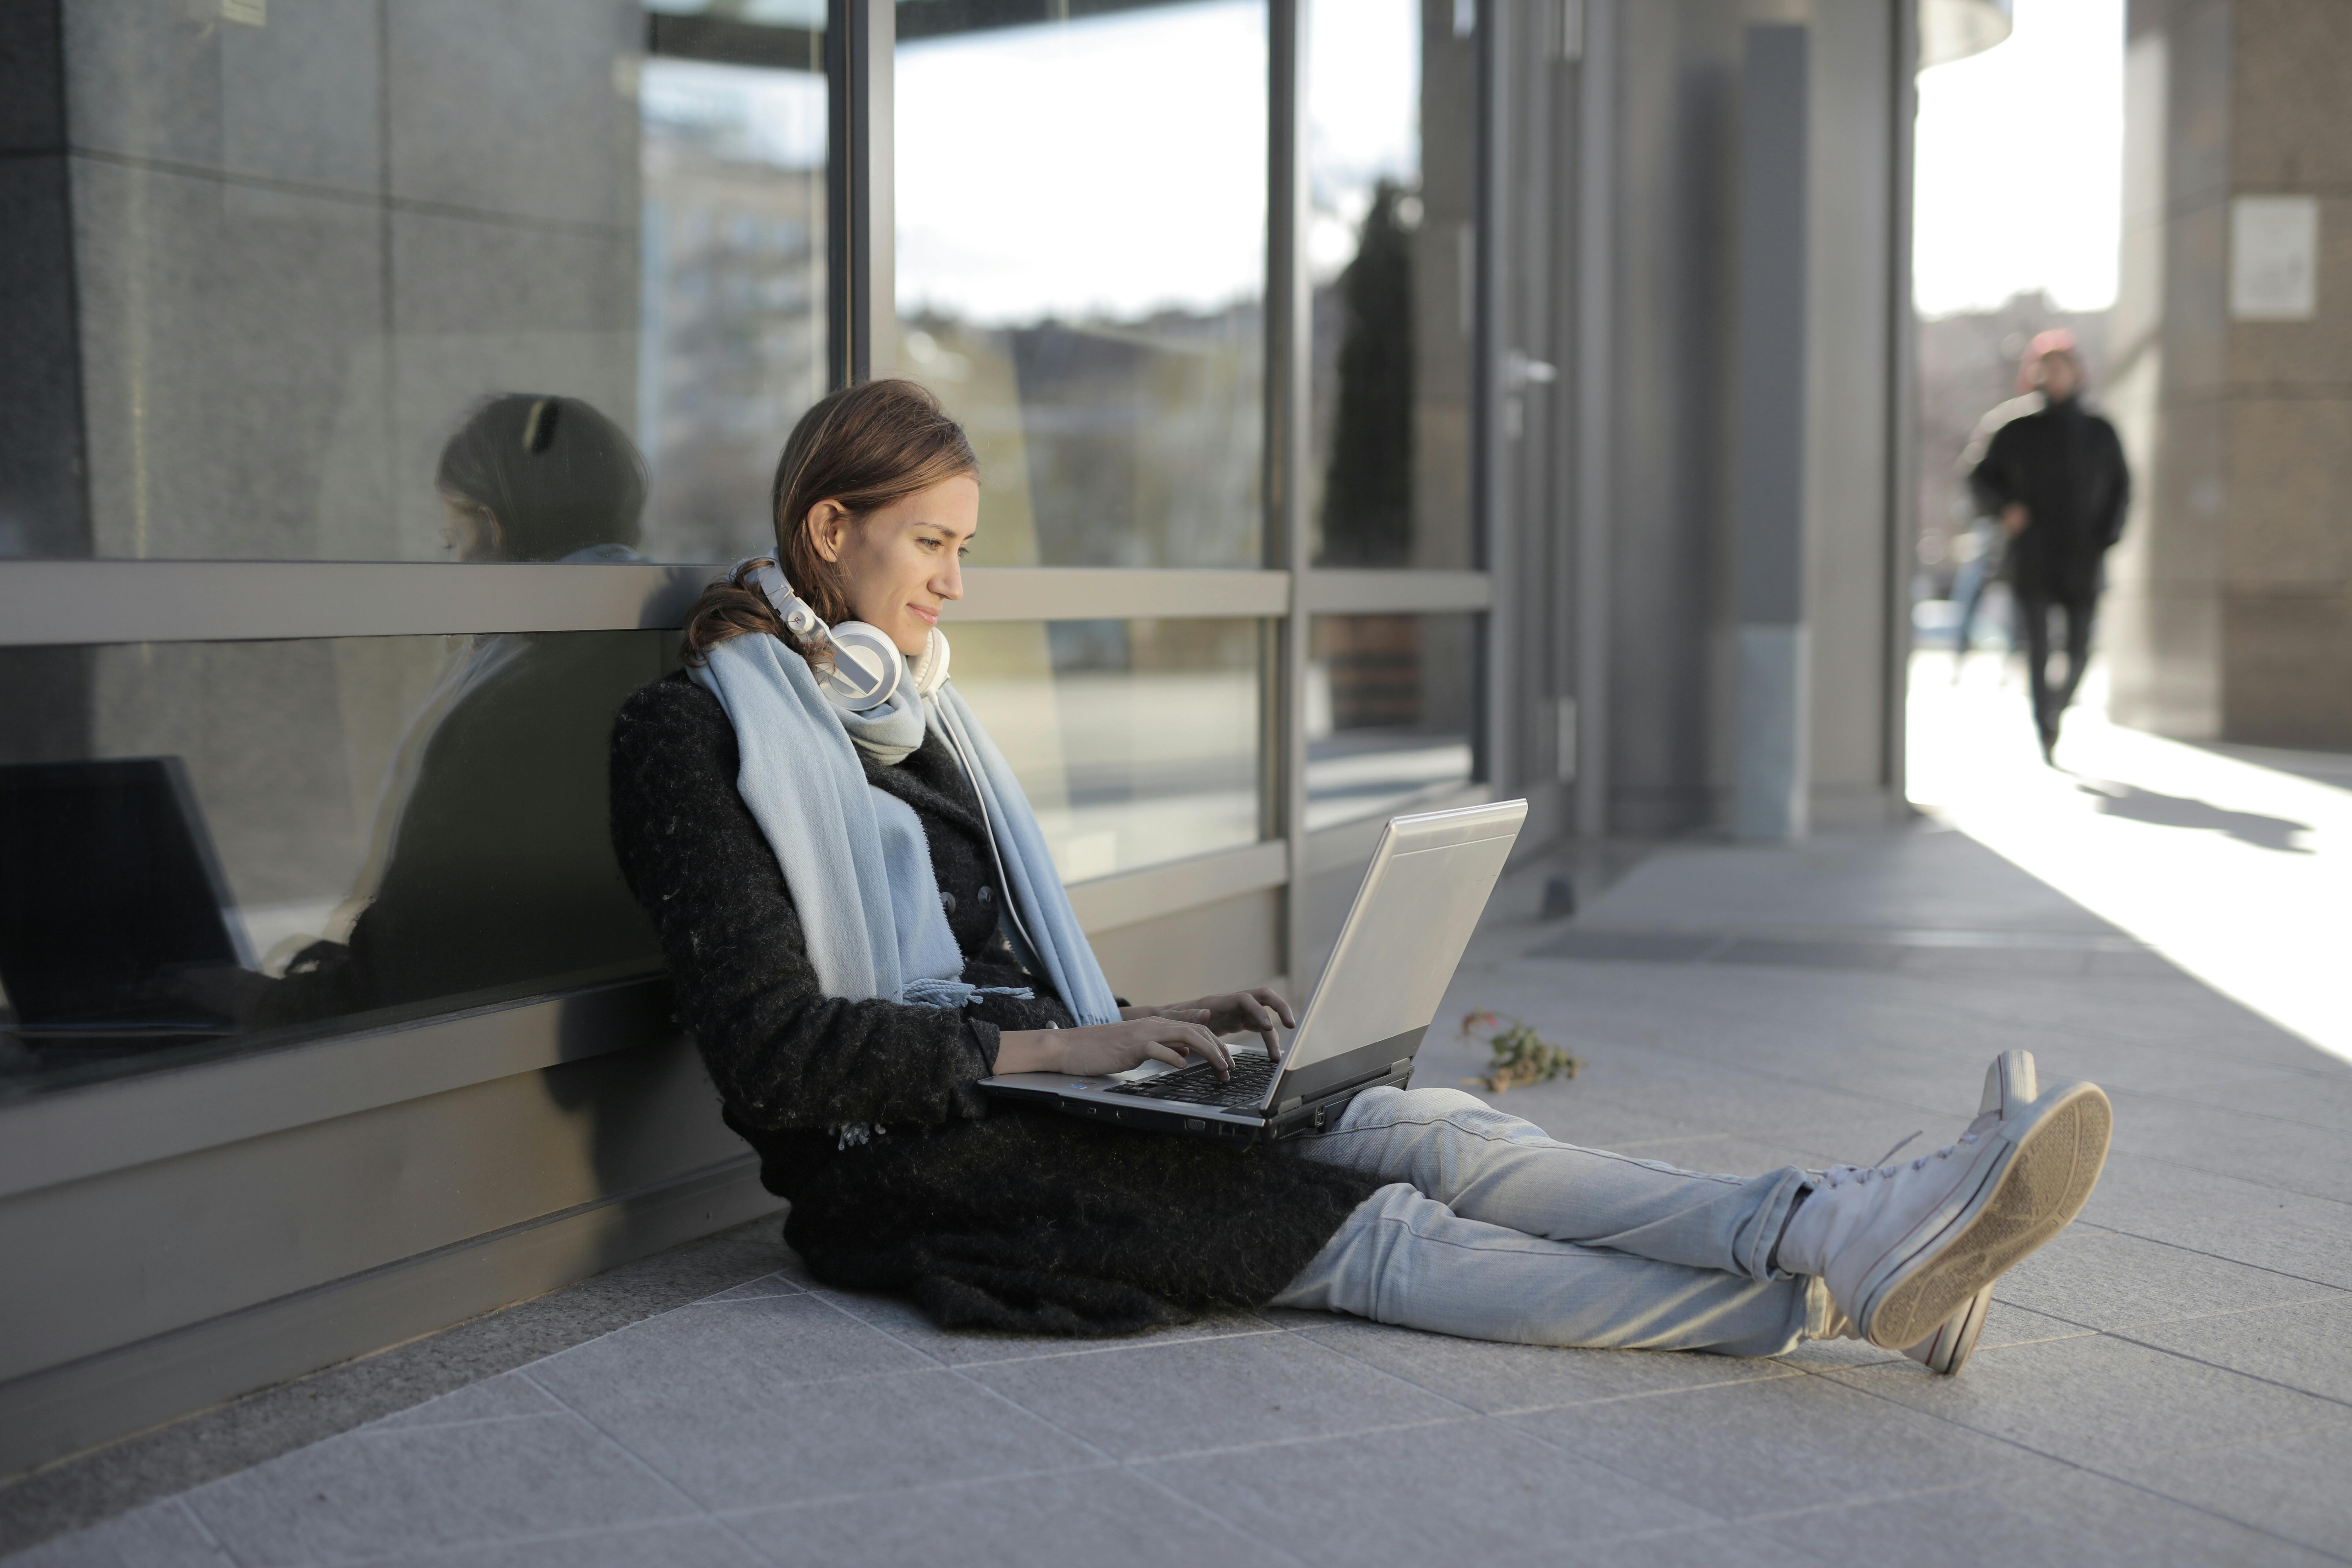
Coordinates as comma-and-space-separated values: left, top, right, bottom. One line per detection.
1947, 345, 2053, 673
1969, 331, 2129, 764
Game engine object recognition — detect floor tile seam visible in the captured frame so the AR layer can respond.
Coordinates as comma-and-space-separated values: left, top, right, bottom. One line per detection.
1093, 1456, 1320, 1568
1119, 1411, 1488, 1468
1479, 1417, 1754, 1530
485, 1292, 766, 1385
780, 1288, 982, 1377
2045, 1224, 2352, 1298
509, 1366, 724, 1531
2071, 1148, 2352, 1211
2095, 1330, 2352, 1413
2091, 1289, 2352, 1333
169, 1494, 239, 1567
933, 1355, 1126, 1469
2051, 1454, 2352, 1566
240, 1511, 765, 1568
1814, 1352, 2352, 1521
805, 1289, 1292, 1368
346, 1409, 560, 1440
2105, 1415, 2352, 1469
1473, 1364, 1813, 1419
899, 1354, 1313, 1565
1236, 1326, 1489, 1421
2090, 1216, 2352, 1279
2096, 1194, 2352, 1227
1980, 1296, 2123, 1339
2116, 1083, 2352, 1138
701, 1458, 1127, 1521
1722, 1477, 2001, 1529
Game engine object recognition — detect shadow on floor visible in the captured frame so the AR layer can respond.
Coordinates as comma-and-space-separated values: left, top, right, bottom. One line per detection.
2076, 781, 2313, 854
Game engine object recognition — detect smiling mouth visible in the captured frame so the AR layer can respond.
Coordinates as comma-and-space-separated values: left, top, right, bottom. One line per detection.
909, 604, 940, 626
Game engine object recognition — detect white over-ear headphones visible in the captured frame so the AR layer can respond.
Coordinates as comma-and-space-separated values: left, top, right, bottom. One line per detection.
745, 558, 951, 711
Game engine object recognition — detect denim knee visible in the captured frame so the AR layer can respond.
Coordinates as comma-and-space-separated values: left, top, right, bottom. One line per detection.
1337, 1084, 1489, 1130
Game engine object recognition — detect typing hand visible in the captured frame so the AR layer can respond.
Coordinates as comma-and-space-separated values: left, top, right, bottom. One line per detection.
1126, 988, 1295, 1059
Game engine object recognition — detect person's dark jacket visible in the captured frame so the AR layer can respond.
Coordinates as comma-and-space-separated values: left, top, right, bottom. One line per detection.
1968, 396, 2130, 604
607, 668, 1381, 1335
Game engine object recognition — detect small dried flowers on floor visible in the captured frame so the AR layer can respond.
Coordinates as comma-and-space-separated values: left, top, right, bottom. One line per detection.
1461, 1010, 1583, 1093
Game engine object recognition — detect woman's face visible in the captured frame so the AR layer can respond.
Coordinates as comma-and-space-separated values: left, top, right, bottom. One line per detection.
809, 474, 979, 655
440, 494, 506, 562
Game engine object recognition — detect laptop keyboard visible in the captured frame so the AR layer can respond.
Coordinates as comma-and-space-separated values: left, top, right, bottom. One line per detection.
1106, 1054, 1278, 1108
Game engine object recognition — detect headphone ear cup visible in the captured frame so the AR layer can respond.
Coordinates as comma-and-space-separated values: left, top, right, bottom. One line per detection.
911, 627, 951, 696
816, 621, 904, 711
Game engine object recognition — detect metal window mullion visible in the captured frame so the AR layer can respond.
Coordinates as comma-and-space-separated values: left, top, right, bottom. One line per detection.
1295, 568, 1493, 614
1882, 0, 1920, 817
1266, 0, 1312, 993
0, 562, 1301, 646
1474, 0, 1509, 794
1572, 0, 1617, 839
827, 0, 893, 387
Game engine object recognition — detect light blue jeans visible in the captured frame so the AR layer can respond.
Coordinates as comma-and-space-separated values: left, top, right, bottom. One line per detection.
1272, 1087, 1832, 1356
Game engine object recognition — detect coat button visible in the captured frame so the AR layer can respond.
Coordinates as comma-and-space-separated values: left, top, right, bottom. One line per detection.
977, 884, 993, 905
939, 890, 956, 915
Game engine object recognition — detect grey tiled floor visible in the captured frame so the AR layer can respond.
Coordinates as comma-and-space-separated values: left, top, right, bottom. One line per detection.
11, 823, 2351, 1565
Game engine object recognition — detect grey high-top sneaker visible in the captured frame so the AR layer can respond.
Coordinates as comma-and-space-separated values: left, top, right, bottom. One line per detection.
1904, 1050, 2044, 1374
1779, 1050, 2110, 1351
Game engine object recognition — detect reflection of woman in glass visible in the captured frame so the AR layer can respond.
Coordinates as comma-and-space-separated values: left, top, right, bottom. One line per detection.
609, 380, 2106, 1371
270, 396, 661, 1019
435, 394, 648, 566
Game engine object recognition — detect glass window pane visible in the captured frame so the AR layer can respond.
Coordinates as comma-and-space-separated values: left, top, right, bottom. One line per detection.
893, 2, 1267, 568
0, 633, 668, 1095
8, 7, 826, 564
1306, 612, 1477, 830
639, 41, 831, 565
950, 618, 1265, 880
1305, 0, 1476, 568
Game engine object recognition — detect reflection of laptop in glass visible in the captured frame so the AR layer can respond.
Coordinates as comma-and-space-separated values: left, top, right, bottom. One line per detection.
982, 799, 1527, 1144
0, 757, 254, 1039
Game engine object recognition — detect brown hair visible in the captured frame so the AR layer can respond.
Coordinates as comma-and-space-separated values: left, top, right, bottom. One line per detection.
681, 380, 978, 665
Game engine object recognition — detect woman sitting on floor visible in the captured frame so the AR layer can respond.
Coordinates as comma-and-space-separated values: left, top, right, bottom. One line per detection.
607, 379, 2111, 1373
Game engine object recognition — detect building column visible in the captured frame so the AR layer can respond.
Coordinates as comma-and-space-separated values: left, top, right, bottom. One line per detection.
1732, 25, 1811, 839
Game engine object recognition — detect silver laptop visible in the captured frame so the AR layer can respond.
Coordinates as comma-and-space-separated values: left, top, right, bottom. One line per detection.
980, 798, 1528, 1144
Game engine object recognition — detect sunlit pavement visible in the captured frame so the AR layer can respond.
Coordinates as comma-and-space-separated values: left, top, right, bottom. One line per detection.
1909, 649, 2352, 1065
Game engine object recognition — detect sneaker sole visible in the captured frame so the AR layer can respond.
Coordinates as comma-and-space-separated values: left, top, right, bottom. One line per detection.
1860, 1081, 2112, 1349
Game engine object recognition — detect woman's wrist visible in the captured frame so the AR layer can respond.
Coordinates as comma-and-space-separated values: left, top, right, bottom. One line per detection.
992, 1029, 1061, 1075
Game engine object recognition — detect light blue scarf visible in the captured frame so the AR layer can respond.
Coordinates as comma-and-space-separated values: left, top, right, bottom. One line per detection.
691, 633, 1122, 1026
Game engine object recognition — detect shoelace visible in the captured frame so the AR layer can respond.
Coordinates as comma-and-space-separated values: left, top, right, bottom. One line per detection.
1817, 1110, 1999, 1189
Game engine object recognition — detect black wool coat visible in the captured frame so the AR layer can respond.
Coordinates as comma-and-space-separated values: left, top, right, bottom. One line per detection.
1968, 397, 2131, 605
608, 668, 1381, 1335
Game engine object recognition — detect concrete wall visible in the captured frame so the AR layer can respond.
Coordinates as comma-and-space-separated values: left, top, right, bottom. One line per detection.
1802, 0, 1901, 828
1596, 0, 1905, 835
2112, 0, 2352, 747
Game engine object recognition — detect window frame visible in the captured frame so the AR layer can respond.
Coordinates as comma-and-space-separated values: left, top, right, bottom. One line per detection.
0, 0, 1495, 1129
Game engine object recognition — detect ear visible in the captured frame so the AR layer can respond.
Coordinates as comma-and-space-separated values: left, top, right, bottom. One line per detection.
805, 499, 850, 564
